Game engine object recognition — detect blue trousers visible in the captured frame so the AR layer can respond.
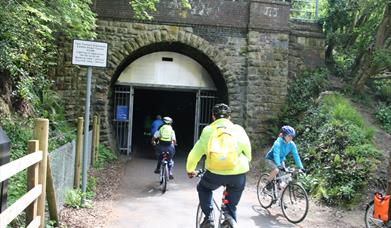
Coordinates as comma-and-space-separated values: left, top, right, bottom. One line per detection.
155, 143, 175, 171
197, 171, 246, 221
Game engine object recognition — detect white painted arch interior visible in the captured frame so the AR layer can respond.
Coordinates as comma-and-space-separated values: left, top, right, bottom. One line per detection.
117, 51, 216, 90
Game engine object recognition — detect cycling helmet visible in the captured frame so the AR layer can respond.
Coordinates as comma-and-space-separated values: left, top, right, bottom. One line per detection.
281, 125, 296, 137
212, 103, 231, 118
163, 116, 173, 124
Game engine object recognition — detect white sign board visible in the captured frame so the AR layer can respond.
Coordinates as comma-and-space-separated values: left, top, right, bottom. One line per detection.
72, 40, 108, 67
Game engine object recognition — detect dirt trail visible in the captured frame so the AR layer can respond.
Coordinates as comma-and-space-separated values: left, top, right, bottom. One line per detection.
353, 102, 391, 186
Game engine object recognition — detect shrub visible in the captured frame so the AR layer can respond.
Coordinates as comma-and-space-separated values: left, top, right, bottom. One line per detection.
375, 103, 391, 134
296, 93, 381, 206
95, 145, 118, 169
373, 80, 391, 103
64, 189, 92, 209
265, 68, 329, 142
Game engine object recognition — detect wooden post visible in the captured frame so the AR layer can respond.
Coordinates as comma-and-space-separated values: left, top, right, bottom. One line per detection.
96, 116, 100, 162
74, 117, 83, 189
26, 140, 39, 225
33, 118, 49, 228
91, 116, 98, 167
46, 160, 58, 224
387, 151, 391, 194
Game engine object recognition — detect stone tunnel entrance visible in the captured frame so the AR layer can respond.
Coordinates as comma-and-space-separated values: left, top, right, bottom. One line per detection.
112, 48, 227, 156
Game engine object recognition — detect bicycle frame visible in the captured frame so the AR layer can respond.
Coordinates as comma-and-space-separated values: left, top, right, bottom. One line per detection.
195, 170, 237, 228
159, 152, 170, 193
257, 167, 309, 224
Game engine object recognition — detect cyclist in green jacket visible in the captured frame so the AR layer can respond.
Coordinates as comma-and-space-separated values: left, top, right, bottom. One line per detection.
186, 103, 252, 228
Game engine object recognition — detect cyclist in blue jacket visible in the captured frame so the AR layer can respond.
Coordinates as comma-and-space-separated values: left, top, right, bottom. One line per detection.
265, 125, 305, 190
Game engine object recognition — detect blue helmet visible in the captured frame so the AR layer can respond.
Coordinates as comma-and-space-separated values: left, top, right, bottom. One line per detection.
281, 125, 296, 137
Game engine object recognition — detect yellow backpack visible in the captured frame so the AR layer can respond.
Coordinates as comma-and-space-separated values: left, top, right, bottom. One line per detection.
207, 125, 239, 171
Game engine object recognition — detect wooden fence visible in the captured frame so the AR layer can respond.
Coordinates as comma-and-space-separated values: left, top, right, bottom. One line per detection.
0, 119, 49, 228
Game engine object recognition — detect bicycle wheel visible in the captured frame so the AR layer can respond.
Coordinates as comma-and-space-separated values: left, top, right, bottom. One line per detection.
280, 183, 309, 223
220, 213, 237, 228
161, 164, 169, 193
196, 204, 204, 228
257, 173, 273, 208
365, 201, 388, 228
196, 201, 219, 228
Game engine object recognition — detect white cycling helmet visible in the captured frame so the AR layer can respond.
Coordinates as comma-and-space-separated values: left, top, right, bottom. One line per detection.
163, 116, 173, 124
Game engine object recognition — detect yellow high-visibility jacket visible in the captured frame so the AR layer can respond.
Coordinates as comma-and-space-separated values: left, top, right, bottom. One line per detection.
186, 118, 252, 175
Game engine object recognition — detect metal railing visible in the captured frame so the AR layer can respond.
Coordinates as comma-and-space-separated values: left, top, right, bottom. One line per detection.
290, 0, 320, 21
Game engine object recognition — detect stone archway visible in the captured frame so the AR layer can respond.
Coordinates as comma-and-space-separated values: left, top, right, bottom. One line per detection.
96, 29, 242, 150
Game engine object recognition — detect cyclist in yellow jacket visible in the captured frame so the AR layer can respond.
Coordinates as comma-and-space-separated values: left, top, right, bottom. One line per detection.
186, 103, 252, 228
152, 116, 176, 179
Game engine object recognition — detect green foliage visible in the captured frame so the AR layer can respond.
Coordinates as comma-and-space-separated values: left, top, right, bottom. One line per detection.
290, 0, 328, 20
46, 220, 65, 228
375, 103, 391, 134
95, 145, 118, 169
64, 188, 92, 209
373, 80, 391, 103
129, 0, 191, 20
64, 189, 83, 208
0, 0, 96, 113
86, 176, 97, 199
264, 68, 329, 144
1, 114, 74, 220
297, 94, 381, 206
280, 68, 329, 127
322, 0, 390, 80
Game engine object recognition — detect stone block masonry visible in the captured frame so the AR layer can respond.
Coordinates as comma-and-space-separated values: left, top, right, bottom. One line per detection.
53, 0, 325, 152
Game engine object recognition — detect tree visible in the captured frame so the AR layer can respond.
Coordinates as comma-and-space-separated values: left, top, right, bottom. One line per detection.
352, 2, 391, 91
322, 0, 391, 92
0, 0, 96, 116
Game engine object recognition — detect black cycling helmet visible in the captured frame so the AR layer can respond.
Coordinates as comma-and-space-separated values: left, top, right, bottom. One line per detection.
212, 103, 231, 119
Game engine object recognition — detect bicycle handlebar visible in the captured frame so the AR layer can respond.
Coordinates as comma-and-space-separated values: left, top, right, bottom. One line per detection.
195, 169, 204, 178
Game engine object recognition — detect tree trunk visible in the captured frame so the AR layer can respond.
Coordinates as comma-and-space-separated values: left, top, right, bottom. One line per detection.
353, 52, 374, 92
325, 42, 336, 74
353, 3, 391, 92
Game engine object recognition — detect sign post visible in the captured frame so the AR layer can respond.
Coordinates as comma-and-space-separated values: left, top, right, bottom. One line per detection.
72, 40, 107, 205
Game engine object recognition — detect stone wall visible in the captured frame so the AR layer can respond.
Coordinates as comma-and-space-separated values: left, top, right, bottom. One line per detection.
54, 21, 248, 148
94, 0, 250, 28
53, 0, 325, 151
289, 20, 325, 80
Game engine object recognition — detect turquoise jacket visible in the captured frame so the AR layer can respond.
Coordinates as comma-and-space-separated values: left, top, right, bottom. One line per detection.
265, 137, 303, 169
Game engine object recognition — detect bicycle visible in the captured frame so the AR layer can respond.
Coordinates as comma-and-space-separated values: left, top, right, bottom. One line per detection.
159, 151, 170, 193
364, 199, 390, 227
256, 167, 309, 224
195, 170, 237, 228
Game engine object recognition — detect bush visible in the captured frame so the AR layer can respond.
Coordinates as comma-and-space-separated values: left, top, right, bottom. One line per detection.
373, 80, 391, 103
0, 98, 75, 226
64, 175, 96, 208
375, 103, 391, 134
95, 145, 118, 169
281, 68, 329, 126
297, 93, 381, 206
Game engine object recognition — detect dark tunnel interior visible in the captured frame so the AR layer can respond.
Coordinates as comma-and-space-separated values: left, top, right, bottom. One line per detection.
131, 88, 196, 159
